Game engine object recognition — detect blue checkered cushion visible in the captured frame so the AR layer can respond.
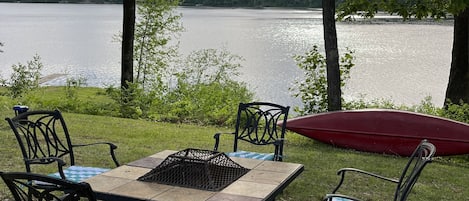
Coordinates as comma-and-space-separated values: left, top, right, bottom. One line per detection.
227, 150, 275, 161
324, 195, 356, 201
48, 166, 110, 183
330, 197, 353, 201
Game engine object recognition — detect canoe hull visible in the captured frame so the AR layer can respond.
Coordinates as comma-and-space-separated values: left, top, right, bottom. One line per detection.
285, 109, 469, 156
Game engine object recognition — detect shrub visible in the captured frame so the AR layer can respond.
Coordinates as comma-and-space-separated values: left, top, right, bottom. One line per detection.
159, 48, 254, 126
344, 95, 444, 115
161, 81, 252, 125
5, 54, 42, 98
291, 45, 354, 115
440, 100, 469, 124
105, 47, 254, 126
105, 82, 151, 119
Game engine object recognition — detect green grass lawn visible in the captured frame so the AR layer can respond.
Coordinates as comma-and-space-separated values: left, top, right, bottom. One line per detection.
0, 109, 468, 200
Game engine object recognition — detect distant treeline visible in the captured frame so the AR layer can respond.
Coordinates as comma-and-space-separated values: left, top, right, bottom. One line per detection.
0, 0, 326, 7
0, 0, 122, 3
180, 0, 322, 8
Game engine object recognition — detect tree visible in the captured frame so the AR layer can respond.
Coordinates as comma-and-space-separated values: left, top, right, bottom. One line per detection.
322, 0, 341, 111
0, 42, 3, 53
336, 1, 469, 107
122, 0, 135, 90
133, 0, 182, 92
110, 0, 182, 118
446, 8, 469, 106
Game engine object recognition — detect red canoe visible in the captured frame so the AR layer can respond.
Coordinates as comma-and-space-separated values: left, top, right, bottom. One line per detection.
284, 109, 469, 156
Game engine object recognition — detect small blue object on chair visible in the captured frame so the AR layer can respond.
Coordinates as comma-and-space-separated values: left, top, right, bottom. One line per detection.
13, 105, 29, 116
213, 102, 290, 161
5, 109, 120, 183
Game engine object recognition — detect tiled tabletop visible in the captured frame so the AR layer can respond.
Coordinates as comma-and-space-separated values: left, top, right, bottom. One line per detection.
85, 150, 304, 201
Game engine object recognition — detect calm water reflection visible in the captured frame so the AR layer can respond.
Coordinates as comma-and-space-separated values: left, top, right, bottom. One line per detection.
0, 3, 453, 108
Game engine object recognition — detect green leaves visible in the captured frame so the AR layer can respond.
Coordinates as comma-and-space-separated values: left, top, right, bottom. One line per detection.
112, 1, 254, 125
134, 0, 182, 92
337, 0, 381, 21
440, 100, 469, 123
164, 48, 253, 126
291, 45, 355, 115
7, 54, 43, 98
447, 0, 469, 15
179, 48, 243, 85
337, 0, 461, 21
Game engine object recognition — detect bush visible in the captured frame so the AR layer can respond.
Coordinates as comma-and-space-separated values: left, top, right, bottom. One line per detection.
5, 54, 42, 98
160, 81, 253, 125
291, 45, 354, 115
105, 48, 254, 126
157, 48, 254, 126
344, 96, 443, 115
105, 82, 152, 119
440, 100, 469, 124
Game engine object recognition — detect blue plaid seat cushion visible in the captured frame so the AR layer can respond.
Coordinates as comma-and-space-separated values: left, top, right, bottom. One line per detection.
330, 197, 353, 201
227, 150, 275, 161
48, 166, 110, 183
324, 195, 357, 201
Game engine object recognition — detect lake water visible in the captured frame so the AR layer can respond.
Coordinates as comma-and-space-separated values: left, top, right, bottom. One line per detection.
0, 3, 454, 108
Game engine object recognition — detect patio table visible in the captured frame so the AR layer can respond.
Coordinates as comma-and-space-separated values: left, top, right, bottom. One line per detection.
84, 150, 304, 201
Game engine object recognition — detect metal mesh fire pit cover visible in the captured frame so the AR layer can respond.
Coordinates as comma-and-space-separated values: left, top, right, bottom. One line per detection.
137, 148, 250, 191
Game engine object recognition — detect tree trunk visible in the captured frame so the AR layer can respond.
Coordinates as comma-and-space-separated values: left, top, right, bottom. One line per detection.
122, 0, 135, 89
445, 8, 469, 106
322, 0, 341, 111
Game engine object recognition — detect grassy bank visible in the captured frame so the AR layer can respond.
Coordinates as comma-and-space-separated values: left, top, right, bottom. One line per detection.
0, 107, 468, 200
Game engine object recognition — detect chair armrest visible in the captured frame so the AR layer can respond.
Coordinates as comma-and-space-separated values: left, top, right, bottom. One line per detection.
338, 168, 398, 182
273, 138, 285, 161
72, 142, 120, 167
332, 168, 398, 193
26, 157, 67, 179
323, 193, 362, 201
26, 157, 66, 166
273, 138, 285, 145
213, 132, 235, 151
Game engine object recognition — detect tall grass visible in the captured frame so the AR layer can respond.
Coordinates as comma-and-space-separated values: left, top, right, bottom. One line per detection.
0, 106, 468, 200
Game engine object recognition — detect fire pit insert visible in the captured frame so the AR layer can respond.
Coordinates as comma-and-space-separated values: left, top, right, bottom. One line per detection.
138, 148, 250, 191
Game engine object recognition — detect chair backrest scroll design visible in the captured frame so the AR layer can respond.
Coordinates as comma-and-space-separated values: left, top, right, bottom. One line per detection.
5, 110, 75, 172
233, 102, 289, 160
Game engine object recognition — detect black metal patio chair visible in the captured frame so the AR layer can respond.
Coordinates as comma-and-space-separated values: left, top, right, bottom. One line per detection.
0, 171, 97, 201
213, 102, 290, 161
5, 109, 120, 183
323, 139, 436, 201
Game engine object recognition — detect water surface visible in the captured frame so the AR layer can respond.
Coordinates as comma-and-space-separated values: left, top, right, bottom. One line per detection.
0, 3, 453, 108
